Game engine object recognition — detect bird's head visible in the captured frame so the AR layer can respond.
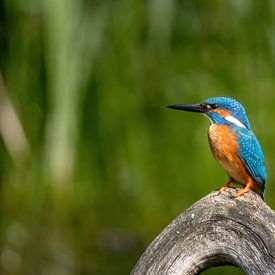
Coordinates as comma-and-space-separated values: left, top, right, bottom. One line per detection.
167, 97, 250, 129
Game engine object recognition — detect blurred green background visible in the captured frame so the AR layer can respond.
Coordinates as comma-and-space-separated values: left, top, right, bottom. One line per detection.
0, 0, 274, 274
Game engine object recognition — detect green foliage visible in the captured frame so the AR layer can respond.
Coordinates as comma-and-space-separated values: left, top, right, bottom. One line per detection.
0, 0, 274, 274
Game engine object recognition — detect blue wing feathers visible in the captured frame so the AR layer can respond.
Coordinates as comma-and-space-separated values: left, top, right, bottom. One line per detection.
237, 128, 266, 190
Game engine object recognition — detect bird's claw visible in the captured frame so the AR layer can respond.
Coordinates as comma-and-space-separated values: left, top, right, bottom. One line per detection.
219, 186, 229, 193
234, 188, 250, 198
218, 180, 232, 195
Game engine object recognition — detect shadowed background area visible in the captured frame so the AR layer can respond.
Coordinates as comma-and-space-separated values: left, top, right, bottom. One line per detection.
0, 1, 274, 274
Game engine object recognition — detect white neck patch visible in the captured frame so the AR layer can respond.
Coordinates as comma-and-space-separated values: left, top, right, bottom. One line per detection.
225, 115, 246, 128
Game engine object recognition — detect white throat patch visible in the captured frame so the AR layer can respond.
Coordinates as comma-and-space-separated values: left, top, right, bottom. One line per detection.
224, 115, 246, 128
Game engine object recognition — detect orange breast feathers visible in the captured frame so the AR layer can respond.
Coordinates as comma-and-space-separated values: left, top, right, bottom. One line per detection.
207, 124, 251, 185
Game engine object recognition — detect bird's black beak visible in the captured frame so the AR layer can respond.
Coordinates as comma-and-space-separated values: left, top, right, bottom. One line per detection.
166, 103, 205, 113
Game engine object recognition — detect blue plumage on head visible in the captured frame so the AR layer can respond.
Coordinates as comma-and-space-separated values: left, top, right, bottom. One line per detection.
203, 97, 251, 130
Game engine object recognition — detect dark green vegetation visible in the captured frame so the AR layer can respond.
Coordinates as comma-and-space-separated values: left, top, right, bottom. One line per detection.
0, 1, 274, 274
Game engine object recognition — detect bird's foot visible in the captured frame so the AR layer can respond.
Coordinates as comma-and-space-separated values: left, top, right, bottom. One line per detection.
219, 186, 229, 193
218, 180, 232, 194
234, 186, 251, 198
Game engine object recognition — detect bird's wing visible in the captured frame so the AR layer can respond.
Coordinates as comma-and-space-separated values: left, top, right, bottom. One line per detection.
237, 128, 266, 189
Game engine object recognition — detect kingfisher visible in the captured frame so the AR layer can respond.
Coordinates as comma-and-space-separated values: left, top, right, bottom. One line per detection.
167, 97, 267, 199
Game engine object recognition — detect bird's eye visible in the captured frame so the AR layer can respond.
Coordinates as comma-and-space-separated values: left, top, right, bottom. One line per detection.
212, 104, 218, 109
201, 103, 217, 111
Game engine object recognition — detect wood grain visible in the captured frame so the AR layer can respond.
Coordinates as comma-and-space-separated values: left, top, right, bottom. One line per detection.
131, 188, 275, 274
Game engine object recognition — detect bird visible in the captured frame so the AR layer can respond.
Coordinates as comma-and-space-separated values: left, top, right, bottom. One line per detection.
167, 97, 267, 199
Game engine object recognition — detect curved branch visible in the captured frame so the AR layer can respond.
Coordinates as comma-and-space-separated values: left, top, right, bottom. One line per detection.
131, 188, 275, 275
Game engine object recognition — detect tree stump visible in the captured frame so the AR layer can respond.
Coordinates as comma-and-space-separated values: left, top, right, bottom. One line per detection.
131, 188, 275, 275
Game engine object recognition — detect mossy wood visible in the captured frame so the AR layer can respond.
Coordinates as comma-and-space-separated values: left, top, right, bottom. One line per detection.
131, 189, 275, 274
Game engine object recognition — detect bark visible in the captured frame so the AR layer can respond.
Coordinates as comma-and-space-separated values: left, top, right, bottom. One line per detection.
131, 188, 275, 275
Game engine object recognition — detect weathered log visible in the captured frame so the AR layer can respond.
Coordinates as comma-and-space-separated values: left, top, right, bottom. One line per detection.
131, 188, 275, 275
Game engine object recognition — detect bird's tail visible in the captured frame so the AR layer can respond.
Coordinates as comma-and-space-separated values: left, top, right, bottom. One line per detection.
261, 187, 266, 200
253, 182, 265, 200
